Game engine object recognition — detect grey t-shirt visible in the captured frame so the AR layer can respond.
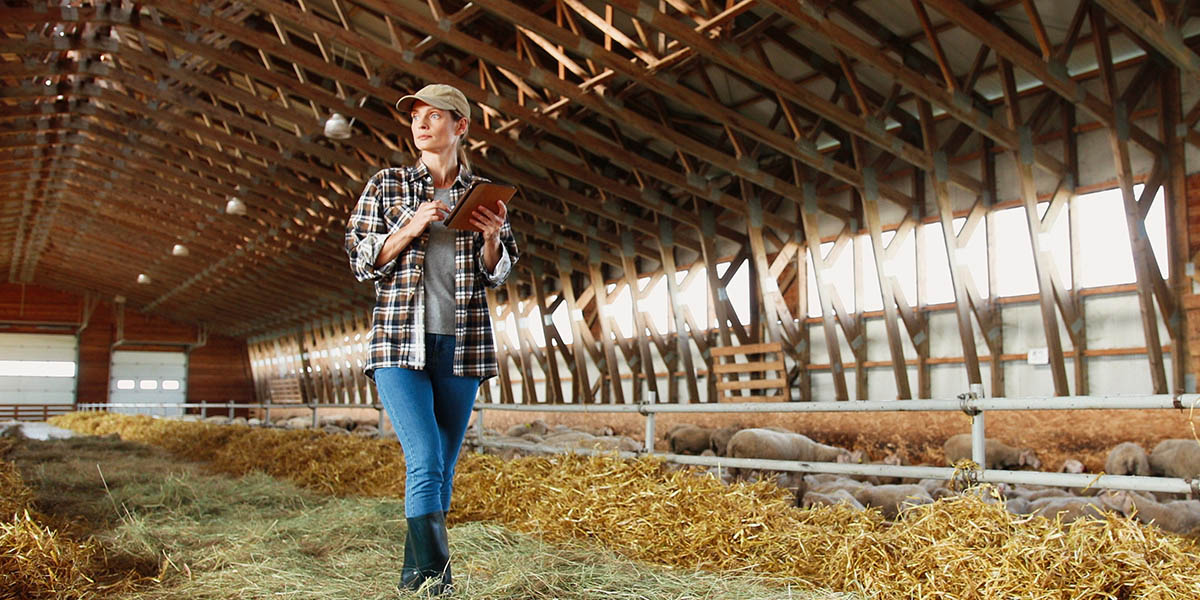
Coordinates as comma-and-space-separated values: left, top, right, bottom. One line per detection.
423, 187, 457, 335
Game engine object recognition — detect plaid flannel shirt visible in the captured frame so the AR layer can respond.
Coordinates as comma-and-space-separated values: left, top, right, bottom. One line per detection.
345, 162, 519, 380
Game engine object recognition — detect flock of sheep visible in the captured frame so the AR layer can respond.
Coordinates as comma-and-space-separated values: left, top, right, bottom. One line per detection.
662, 423, 1200, 534
186, 413, 1200, 535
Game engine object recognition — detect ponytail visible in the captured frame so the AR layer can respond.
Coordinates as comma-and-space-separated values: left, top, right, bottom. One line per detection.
452, 110, 472, 173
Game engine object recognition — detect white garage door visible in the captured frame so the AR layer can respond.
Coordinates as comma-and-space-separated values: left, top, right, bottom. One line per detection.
0, 333, 77, 406
109, 350, 187, 416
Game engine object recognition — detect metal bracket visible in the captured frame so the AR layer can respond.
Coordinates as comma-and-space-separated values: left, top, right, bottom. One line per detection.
957, 389, 981, 417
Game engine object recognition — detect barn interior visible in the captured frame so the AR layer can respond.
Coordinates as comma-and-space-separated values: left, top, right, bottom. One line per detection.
4, 0, 1200, 597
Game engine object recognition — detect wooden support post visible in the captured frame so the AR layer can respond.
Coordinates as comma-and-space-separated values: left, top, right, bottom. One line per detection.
861, 169, 915, 399
1161, 66, 1189, 392
620, 229, 659, 401
920, 101, 985, 390
792, 221, 813, 402
746, 194, 799, 401
487, 289, 517, 404
913, 174, 932, 399
658, 221, 701, 403
505, 281, 540, 404
556, 257, 592, 402
587, 247, 626, 404
982, 142, 1006, 398
1092, 6, 1169, 393
530, 260, 566, 403
799, 183, 850, 401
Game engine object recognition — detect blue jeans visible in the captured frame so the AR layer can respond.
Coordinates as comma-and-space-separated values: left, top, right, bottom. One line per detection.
375, 334, 480, 518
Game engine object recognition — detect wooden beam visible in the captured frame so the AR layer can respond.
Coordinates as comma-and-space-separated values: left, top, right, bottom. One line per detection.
1093, 0, 1200, 78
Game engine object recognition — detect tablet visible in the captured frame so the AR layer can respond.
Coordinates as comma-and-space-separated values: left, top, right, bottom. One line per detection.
443, 182, 517, 231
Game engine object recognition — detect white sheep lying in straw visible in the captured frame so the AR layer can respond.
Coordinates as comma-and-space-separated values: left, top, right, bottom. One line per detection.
727, 428, 861, 463
1149, 439, 1200, 479
853, 484, 934, 520
942, 433, 1041, 470
1028, 497, 1107, 523
1100, 490, 1200, 534
1105, 442, 1151, 476
801, 489, 865, 511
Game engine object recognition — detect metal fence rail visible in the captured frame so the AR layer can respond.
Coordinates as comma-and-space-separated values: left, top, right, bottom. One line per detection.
71, 389, 1200, 497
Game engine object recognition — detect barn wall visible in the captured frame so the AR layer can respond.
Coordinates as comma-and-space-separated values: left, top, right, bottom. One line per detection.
0, 283, 255, 408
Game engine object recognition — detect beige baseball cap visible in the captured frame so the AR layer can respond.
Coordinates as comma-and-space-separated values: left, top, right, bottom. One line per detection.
395, 83, 471, 119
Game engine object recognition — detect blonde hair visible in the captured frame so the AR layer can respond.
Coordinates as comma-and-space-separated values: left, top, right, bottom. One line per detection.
452, 110, 471, 173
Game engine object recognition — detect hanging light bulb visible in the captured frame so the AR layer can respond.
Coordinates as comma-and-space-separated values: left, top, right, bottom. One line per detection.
225, 196, 247, 215
324, 112, 353, 139
172, 244, 189, 256
136, 273, 151, 284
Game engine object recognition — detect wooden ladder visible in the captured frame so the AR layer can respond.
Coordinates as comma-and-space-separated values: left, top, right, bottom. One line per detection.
266, 378, 305, 404
711, 342, 790, 401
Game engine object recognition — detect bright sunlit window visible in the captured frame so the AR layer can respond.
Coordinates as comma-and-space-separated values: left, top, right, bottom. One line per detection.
139, 380, 159, 391
162, 380, 181, 391
807, 239, 855, 317
0, 360, 76, 377
1076, 184, 1168, 287
116, 379, 135, 390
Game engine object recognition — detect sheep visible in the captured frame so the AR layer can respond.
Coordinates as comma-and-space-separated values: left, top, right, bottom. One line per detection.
803, 473, 846, 486
1105, 442, 1151, 477
709, 425, 742, 456
577, 425, 615, 437
1005, 497, 1032, 514
943, 434, 1041, 470
802, 489, 865, 511
727, 428, 860, 463
852, 454, 906, 485
1149, 439, 1200, 479
666, 424, 715, 455
1018, 487, 1077, 501
853, 484, 934, 520
1029, 497, 1106, 523
807, 477, 868, 496
1100, 491, 1200, 534
916, 478, 956, 501
1058, 459, 1085, 474
505, 419, 550, 437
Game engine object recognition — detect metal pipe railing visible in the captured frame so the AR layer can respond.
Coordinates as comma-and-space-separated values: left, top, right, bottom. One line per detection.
470, 439, 1197, 495
70, 392, 1200, 497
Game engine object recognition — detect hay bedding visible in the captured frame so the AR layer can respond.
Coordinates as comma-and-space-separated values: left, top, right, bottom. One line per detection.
48, 412, 1200, 599
1, 427, 143, 600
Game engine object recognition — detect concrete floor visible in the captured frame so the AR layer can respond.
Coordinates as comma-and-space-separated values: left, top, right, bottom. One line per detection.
0, 420, 77, 440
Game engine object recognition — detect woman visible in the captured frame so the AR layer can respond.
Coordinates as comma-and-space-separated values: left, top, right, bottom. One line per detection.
345, 83, 518, 595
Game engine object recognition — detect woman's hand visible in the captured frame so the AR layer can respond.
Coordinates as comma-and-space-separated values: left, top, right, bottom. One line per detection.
402, 200, 451, 236
471, 199, 507, 243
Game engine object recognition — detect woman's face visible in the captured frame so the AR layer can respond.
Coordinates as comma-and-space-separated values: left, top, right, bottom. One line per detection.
410, 101, 467, 155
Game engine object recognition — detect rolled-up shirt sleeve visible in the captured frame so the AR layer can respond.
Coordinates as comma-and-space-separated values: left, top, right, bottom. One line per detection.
477, 219, 519, 288
345, 173, 396, 282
